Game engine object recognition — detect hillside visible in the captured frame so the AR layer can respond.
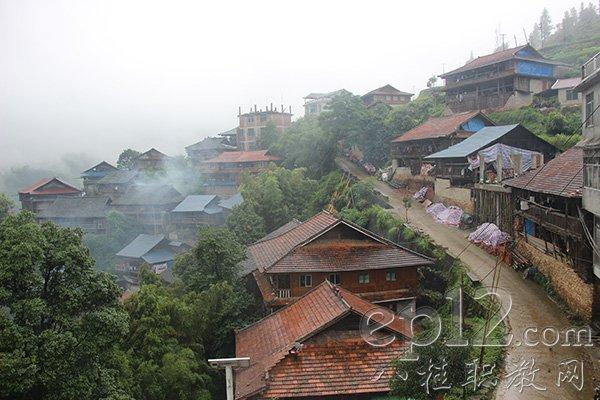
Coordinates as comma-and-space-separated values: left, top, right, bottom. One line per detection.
540, 36, 600, 76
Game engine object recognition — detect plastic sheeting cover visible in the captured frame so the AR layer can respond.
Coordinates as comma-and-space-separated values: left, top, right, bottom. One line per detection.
468, 223, 510, 247
469, 143, 541, 173
426, 203, 464, 226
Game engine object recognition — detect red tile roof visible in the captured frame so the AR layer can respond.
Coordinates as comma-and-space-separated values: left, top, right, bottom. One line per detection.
204, 150, 280, 163
441, 45, 530, 77
392, 111, 481, 143
504, 147, 583, 198
18, 177, 81, 195
235, 281, 410, 399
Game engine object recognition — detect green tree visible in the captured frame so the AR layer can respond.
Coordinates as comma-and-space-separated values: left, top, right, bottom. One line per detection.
257, 122, 279, 149
0, 193, 14, 221
175, 226, 245, 292
117, 149, 141, 170
225, 202, 267, 245
539, 8, 554, 46
0, 212, 131, 399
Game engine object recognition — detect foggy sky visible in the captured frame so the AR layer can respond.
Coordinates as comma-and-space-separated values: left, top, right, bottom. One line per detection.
0, 0, 583, 169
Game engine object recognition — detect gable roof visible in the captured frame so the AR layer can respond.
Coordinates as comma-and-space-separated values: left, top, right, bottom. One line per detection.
19, 177, 81, 195
504, 147, 583, 198
255, 219, 301, 243
81, 161, 118, 178
304, 89, 347, 100
392, 111, 489, 143
37, 196, 111, 219
185, 136, 236, 152
440, 44, 558, 77
235, 281, 411, 399
425, 124, 520, 159
172, 195, 221, 213
551, 77, 582, 90
112, 184, 182, 206
137, 148, 170, 161
218, 192, 244, 210
116, 234, 165, 259
362, 84, 413, 98
242, 211, 433, 276
204, 150, 280, 163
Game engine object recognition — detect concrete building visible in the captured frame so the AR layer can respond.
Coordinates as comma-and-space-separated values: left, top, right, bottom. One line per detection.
236, 106, 292, 151
551, 77, 583, 107
574, 51, 600, 325
303, 89, 346, 116
440, 45, 565, 113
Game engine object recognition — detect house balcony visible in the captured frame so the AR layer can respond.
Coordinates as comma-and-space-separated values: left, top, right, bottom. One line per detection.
517, 202, 584, 239
446, 91, 514, 113
582, 51, 600, 80
444, 69, 516, 90
276, 289, 292, 298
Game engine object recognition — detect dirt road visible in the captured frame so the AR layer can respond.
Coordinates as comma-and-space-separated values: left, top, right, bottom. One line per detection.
336, 157, 597, 399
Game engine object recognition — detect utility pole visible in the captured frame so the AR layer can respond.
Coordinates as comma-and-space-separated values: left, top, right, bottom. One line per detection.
208, 358, 250, 400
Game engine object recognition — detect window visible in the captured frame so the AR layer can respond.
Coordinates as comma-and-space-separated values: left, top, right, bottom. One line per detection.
358, 273, 370, 284
328, 273, 341, 285
566, 90, 578, 101
386, 270, 397, 281
586, 92, 595, 127
300, 274, 312, 287
247, 128, 255, 137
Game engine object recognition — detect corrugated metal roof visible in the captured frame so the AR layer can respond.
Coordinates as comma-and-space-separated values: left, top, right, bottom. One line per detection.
112, 184, 182, 206
141, 247, 174, 264
425, 124, 519, 159
551, 77, 582, 90
172, 195, 219, 213
116, 234, 165, 258
218, 192, 244, 210
37, 196, 111, 218
97, 169, 138, 185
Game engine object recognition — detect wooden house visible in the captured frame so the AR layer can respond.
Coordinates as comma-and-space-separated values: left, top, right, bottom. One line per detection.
111, 184, 183, 233
440, 44, 565, 112
170, 195, 224, 230
218, 192, 244, 219
94, 169, 139, 201
242, 211, 433, 312
18, 177, 82, 213
37, 196, 111, 234
424, 124, 558, 185
80, 161, 118, 195
362, 84, 412, 107
134, 148, 171, 170
234, 281, 411, 400
185, 136, 236, 165
390, 111, 495, 175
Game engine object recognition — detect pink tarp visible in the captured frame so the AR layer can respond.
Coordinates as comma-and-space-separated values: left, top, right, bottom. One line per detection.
425, 203, 464, 227
468, 223, 510, 247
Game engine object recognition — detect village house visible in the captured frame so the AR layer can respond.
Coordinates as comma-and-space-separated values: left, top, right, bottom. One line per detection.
237, 106, 292, 151
234, 281, 411, 400
199, 150, 280, 196
362, 84, 413, 107
37, 196, 111, 234
94, 169, 139, 201
424, 124, 558, 212
18, 177, 82, 213
390, 111, 495, 175
134, 148, 171, 170
116, 233, 190, 276
242, 211, 433, 312
185, 136, 237, 166
111, 184, 183, 233
502, 147, 598, 322
574, 51, 600, 325
303, 89, 347, 116
545, 77, 583, 107
170, 194, 224, 233
80, 161, 118, 195
440, 44, 565, 113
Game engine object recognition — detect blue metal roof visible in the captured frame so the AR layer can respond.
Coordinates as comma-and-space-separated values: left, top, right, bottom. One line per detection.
218, 192, 244, 210
116, 234, 165, 258
141, 247, 174, 264
425, 124, 520, 159
172, 195, 219, 213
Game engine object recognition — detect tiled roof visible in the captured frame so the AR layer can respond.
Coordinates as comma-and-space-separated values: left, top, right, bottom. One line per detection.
204, 150, 280, 163
263, 338, 405, 398
81, 161, 117, 178
37, 196, 110, 219
425, 124, 520, 159
551, 77, 582, 90
270, 241, 432, 273
18, 177, 81, 195
255, 219, 301, 243
392, 111, 481, 143
504, 147, 583, 198
185, 136, 236, 152
362, 84, 413, 98
112, 184, 182, 206
235, 282, 410, 399
137, 148, 170, 160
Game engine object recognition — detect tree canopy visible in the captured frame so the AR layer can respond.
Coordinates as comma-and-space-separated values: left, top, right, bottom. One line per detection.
117, 149, 141, 170
0, 193, 14, 221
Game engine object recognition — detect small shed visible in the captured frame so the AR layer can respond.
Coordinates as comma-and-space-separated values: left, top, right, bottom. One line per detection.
171, 195, 224, 228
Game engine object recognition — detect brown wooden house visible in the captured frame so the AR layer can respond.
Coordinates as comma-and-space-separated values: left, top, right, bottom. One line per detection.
37, 196, 111, 234
18, 177, 82, 213
362, 84, 413, 107
390, 111, 495, 174
81, 161, 118, 195
134, 148, 171, 170
235, 281, 411, 400
242, 211, 433, 312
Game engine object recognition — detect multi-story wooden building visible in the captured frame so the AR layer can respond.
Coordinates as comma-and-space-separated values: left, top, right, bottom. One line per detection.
234, 281, 411, 400
390, 111, 495, 175
362, 84, 413, 107
94, 169, 139, 201
37, 196, 112, 234
199, 150, 280, 196
242, 211, 433, 312
18, 177, 82, 213
80, 161, 118, 195
237, 106, 292, 151
170, 194, 224, 231
440, 45, 564, 113
574, 51, 600, 325
134, 148, 171, 170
